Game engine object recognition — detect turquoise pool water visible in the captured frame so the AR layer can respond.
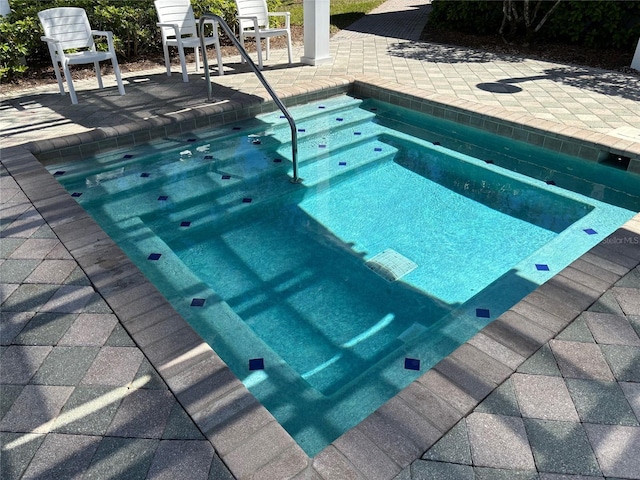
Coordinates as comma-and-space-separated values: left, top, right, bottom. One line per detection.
47, 95, 638, 455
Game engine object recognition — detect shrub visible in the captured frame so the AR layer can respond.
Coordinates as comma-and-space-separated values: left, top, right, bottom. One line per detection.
428, 0, 640, 50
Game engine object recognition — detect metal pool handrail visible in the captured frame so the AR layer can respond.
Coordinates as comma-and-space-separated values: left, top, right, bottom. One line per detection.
199, 14, 302, 184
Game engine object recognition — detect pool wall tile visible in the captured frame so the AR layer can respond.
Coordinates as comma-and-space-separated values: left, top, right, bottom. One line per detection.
249, 358, 264, 370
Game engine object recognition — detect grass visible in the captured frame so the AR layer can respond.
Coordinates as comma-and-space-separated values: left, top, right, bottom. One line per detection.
280, 0, 386, 33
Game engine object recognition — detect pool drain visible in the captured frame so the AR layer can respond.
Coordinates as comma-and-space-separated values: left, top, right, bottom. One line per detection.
366, 249, 417, 282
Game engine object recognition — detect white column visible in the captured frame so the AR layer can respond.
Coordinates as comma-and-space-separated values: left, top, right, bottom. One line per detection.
301, 0, 332, 66
0, 0, 11, 16
632, 37, 640, 71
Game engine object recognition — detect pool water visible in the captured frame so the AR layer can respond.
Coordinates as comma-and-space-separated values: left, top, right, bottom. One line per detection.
48, 95, 637, 455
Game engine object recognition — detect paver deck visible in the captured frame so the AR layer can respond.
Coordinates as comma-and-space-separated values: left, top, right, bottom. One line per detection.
2, 0, 640, 478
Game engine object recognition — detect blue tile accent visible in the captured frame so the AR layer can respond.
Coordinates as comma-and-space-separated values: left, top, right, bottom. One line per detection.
536, 264, 550, 271
53, 171, 66, 176
354, 132, 361, 135
370, 108, 378, 111
140, 172, 150, 178
339, 161, 347, 166
148, 253, 162, 261
242, 198, 253, 203
584, 228, 598, 235
71, 192, 82, 197
318, 105, 326, 109
187, 138, 196, 142
319, 144, 327, 148
232, 126, 241, 130
221, 175, 231, 180
204, 155, 213, 160
485, 160, 494, 164
158, 195, 168, 201
298, 128, 306, 132
123, 154, 133, 159
476, 308, 491, 318
404, 358, 420, 370
191, 298, 205, 307
180, 221, 191, 227
546, 180, 556, 185
273, 158, 282, 163
433, 141, 441, 146
336, 118, 344, 122
280, 115, 286, 118
249, 358, 265, 370
374, 147, 382, 152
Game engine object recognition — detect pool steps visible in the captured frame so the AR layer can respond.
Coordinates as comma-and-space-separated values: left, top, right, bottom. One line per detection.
59, 96, 406, 235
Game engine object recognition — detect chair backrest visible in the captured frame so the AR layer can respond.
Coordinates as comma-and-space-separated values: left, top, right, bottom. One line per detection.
154, 0, 198, 39
38, 7, 94, 51
235, 0, 269, 30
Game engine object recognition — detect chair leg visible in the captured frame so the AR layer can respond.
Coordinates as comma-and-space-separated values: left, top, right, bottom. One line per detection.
177, 44, 189, 82
255, 35, 264, 70
94, 61, 104, 89
62, 63, 78, 105
111, 57, 126, 96
47, 46, 65, 94
163, 43, 171, 76
194, 46, 201, 71
286, 32, 293, 64
239, 33, 246, 64
266, 37, 270, 60
215, 42, 224, 76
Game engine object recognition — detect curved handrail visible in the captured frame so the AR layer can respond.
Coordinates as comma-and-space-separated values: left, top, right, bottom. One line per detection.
199, 14, 301, 183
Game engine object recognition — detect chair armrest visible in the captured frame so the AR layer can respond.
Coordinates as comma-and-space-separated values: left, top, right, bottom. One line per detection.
40, 36, 66, 58
156, 22, 181, 33
267, 12, 290, 28
91, 29, 113, 38
196, 18, 220, 38
91, 30, 116, 53
237, 15, 260, 31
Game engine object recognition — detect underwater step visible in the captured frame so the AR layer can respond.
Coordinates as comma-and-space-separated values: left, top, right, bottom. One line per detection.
266, 105, 377, 146
46, 96, 365, 182
297, 139, 399, 188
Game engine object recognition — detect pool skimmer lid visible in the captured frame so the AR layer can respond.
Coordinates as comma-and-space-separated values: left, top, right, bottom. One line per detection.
366, 249, 417, 282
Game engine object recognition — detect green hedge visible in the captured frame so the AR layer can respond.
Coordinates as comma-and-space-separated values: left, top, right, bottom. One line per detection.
428, 0, 640, 49
0, 0, 278, 80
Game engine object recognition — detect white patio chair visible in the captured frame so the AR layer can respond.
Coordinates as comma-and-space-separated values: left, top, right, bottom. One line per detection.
154, 0, 224, 82
235, 0, 292, 70
38, 7, 126, 105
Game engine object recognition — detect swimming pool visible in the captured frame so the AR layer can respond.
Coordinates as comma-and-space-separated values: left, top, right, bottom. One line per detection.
47, 94, 637, 455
